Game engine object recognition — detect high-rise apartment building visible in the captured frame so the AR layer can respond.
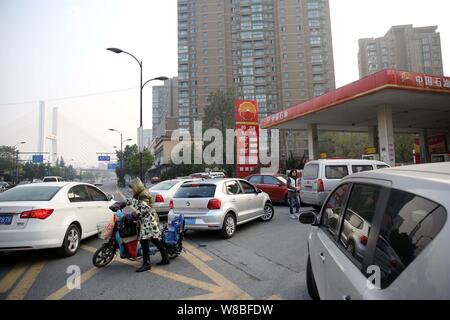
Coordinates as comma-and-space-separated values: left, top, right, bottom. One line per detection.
358, 25, 444, 78
177, 0, 335, 134
152, 77, 179, 141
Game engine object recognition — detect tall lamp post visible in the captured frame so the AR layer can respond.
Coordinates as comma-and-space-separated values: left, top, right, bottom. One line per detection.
108, 129, 132, 169
12, 142, 26, 184
106, 47, 168, 182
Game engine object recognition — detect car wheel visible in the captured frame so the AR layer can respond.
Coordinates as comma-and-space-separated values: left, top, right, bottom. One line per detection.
220, 213, 236, 239
306, 255, 320, 300
260, 203, 274, 222
59, 224, 81, 257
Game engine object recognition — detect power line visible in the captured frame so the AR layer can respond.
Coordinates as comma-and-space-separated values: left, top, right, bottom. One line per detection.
0, 86, 139, 107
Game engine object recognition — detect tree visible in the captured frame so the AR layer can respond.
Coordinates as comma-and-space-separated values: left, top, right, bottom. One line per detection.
0, 146, 15, 174
114, 144, 155, 181
202, 89, 236, 174
395, 134, 415, 164
319, 132, 368, 159
203, 89, 236, 135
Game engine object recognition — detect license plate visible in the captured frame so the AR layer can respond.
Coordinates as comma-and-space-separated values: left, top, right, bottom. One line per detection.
185, 218, 196, 225
0, 215, 13, 225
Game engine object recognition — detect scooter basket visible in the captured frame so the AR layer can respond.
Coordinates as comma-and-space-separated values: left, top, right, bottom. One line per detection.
163, 227, 179, 245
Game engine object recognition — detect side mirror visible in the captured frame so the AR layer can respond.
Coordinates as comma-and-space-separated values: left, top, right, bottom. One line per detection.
107, 194, 114, 201
256, 189, 263, 194
299, 210, 318, 225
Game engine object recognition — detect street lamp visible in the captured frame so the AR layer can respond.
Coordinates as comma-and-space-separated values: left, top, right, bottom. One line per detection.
109, 128, 133, 169
12, 142, 26, 184
107, 47, 168, 181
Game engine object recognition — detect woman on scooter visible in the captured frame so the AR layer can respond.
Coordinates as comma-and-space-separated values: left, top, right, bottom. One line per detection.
112, 177, 170, 272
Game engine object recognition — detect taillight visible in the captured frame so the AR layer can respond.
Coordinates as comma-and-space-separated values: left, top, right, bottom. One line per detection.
155, 194, 164, 203
317, 179, 324, 192
169, 199, 174, 210
20, 209, 54, 220
207, 198, 221, 210
360, 235, 368, 246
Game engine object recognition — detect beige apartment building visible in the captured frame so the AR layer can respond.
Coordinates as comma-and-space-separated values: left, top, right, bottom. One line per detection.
358, 25, 444, 78
177, 0, 335, 161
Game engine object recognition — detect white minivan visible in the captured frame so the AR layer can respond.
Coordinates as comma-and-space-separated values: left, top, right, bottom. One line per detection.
300, 159, 389, 208
299, 162, 450, 300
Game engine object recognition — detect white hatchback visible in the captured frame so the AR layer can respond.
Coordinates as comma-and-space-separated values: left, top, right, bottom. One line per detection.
0, 182, 115, 256
300, 162, 450, 300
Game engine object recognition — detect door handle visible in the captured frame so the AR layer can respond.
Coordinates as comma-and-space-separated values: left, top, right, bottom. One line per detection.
343, 295, 352, 301
319, 252, 325, 263
232, 199, 237, 202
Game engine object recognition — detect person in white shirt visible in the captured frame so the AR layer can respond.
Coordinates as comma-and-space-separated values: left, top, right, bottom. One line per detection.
287, 170, 301, 219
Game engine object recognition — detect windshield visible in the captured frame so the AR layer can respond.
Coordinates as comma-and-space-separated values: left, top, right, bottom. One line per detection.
0, 186, 61, 202
174, 184, 216, 198
150, 180, 179, 191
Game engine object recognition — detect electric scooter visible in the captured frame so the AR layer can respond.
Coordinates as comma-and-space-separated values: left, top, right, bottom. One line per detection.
92, 209, 185, 268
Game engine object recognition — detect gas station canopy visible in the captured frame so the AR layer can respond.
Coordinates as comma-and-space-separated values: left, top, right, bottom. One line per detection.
260, 69, 450, 166
261, 69, 450, 131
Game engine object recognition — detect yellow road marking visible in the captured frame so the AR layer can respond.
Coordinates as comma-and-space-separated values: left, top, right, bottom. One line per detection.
266, 294, 283, 300
182, 250, 253, 300
45, 267, 101, 300
81, 245, 222, 293
0, 264, 28, 294
184, 291, 239, 300
79, 243, 253, 300
6, 261, 45, 300
184, 242, 214, 262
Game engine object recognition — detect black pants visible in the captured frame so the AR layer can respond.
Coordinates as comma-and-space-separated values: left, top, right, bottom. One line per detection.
140, 238, 168, 261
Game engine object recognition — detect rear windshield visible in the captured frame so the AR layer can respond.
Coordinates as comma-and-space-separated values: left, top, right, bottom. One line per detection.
303, 164, 319, 180
150, 181, 179, 191
44, 178, 57, 182
0, 186, 61, 202
174, 184, 216, 198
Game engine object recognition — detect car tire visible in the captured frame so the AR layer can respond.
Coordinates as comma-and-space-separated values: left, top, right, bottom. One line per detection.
260, 203, 274, 222
220, 213, 236, 239
306, 255, 320, 300
58, 224, 81, 257
284, 194, 289, 206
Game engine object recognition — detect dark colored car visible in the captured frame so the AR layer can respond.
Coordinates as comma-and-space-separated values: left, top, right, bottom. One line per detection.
245, 174, 289, 204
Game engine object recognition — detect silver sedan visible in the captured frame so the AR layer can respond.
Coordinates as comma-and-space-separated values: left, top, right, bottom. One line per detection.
149, 178, 200, 219
168, 178, 274, 238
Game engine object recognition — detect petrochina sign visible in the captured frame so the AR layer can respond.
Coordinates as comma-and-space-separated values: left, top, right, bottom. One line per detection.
235, 100, 259, 178
236, 100, 259, 123
400, 71, 450, 89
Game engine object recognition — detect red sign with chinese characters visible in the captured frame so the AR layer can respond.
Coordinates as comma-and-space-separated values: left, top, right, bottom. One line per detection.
235, 100, 259, 178
260, 69, 450, 129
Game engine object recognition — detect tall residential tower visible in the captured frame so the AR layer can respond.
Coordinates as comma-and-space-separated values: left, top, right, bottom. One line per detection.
177, 0, 335, 132
358, 25, 444, 78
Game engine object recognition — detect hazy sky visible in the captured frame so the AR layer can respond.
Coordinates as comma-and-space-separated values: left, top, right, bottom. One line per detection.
0, 0, 449, 167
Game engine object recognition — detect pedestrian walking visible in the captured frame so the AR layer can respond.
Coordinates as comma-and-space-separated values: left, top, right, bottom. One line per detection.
287, 170, 301, 219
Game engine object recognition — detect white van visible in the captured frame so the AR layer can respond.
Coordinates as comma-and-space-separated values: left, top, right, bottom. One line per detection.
42, 176, 64, 182
300, 159, 389, 208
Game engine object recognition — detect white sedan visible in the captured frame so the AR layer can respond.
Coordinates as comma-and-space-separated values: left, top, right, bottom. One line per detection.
0, 182, 115, 256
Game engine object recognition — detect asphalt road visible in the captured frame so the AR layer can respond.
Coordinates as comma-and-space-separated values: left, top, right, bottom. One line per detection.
0, 181, 312, 300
